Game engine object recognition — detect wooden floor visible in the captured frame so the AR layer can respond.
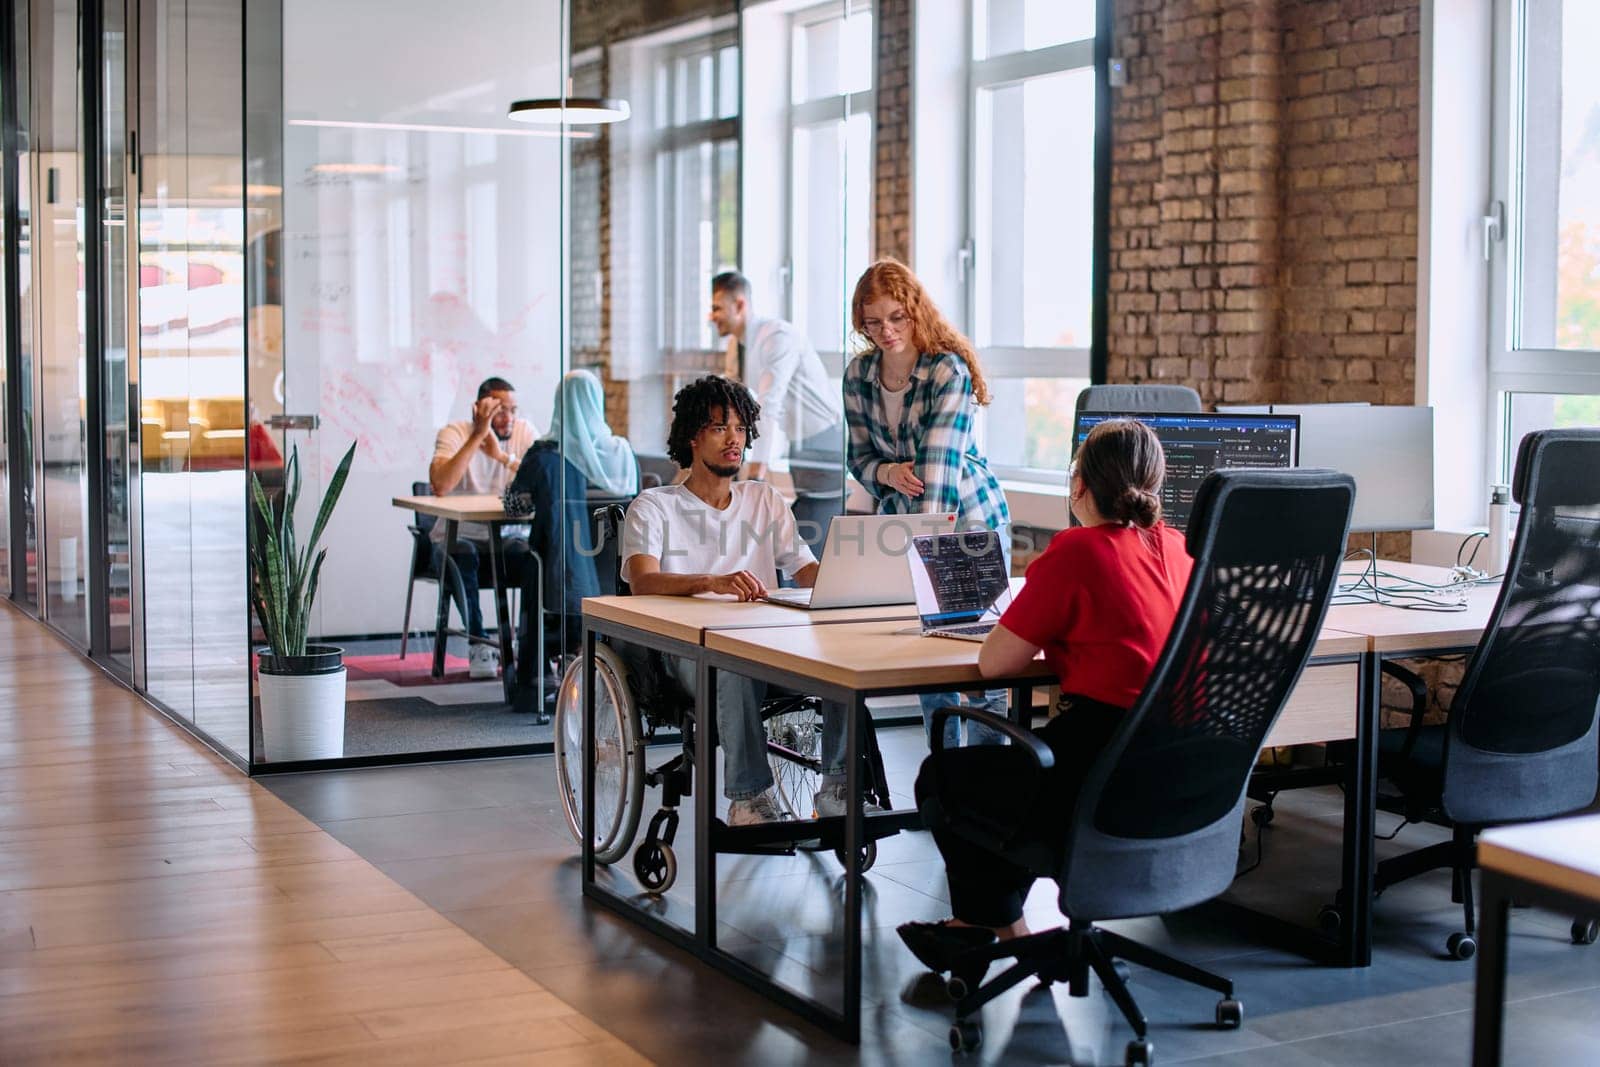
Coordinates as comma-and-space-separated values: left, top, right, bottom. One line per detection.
0, 602, 647, 1065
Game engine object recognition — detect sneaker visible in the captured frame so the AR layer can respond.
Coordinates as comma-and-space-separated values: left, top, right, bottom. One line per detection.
728, 790, 790, 826
468, 644, 500, 680
813, 781, 885, 819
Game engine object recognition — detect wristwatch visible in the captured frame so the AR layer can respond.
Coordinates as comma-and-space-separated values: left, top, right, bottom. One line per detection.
501, 453, 520, 474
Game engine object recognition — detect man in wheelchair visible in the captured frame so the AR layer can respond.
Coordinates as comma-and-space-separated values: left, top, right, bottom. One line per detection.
620, 375, 854, 826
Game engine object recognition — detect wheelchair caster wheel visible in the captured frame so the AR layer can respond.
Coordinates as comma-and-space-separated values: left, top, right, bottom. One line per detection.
1250, 805, 1274, 828
1317, 904, 1342, 935
633, 841, 677, 895
1572, 919, 1599, 945
1446, 931, 1477, 960
948, 1019, 981, 1053
1112, 960, 1132, 986
1124, 1037, 1154, 1066
833, 840, 876, 873
1215, 998, 1243, 1029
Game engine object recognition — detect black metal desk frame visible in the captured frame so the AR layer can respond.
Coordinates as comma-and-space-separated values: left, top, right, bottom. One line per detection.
580, 610, 1043, 1043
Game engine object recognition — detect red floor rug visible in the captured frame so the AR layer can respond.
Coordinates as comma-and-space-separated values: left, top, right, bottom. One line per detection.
344, 651, 473, 686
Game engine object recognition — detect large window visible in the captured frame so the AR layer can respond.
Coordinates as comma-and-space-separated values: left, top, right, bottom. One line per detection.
967, 0, 1099, 476
1489, 0, 1600, 479
787, 1, 872, 360
653, 31, 740, 358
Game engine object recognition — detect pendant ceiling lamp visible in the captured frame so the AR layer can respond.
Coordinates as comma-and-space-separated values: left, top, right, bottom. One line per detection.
508, 96, 630, 125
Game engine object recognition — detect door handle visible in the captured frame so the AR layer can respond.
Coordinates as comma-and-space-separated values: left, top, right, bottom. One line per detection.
266, 414, 320, 430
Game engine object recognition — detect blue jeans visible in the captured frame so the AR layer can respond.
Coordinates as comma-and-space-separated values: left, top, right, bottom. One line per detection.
664, 656, 846, 800
920, 524, 1013, 749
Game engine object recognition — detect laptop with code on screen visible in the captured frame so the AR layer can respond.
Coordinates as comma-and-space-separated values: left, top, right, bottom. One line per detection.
1070, 411, 1301, 531
906, 531, 1013, 642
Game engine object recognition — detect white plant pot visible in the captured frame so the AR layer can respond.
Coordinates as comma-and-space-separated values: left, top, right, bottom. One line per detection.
259, 667, 347, 762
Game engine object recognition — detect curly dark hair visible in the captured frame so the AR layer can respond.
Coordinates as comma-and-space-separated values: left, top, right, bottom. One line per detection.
666, 375, 762, 469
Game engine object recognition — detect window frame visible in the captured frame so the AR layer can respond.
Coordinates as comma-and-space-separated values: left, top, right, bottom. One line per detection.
964, 2, 1107, 482
1486, 0, 1600, 485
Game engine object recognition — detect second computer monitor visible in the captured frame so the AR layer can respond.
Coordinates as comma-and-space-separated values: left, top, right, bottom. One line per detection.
1071, 411, 1301, 531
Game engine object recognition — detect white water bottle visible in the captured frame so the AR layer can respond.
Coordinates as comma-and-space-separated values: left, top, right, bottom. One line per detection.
1486, 484, 1511, 578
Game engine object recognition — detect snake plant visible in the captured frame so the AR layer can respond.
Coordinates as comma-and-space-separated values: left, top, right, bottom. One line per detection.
249, 441, 357, 662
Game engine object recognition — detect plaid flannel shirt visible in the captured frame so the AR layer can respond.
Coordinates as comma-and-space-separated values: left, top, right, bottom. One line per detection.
842, 350, 1011, 533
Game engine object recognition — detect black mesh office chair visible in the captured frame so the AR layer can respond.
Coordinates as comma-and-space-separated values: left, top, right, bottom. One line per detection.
1374, 429, 1600, 960
1077, 383, 1202, 414
923, 469, 1354, 1062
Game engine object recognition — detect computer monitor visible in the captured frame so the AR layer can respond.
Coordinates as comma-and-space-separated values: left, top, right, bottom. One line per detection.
1071, 411, 1300, 531
1275, 405, 1434, 532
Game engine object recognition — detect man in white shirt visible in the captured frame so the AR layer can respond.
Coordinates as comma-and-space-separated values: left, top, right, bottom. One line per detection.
429, 376, 540, 681
708, 271, 845, 483
622, 376, 855, 825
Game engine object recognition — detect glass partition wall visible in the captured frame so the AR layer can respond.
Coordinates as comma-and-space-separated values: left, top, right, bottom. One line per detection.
245, 0, 569, 766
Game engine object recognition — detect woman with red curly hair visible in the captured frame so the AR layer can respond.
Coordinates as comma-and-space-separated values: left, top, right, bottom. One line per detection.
845, 258, 1012, 748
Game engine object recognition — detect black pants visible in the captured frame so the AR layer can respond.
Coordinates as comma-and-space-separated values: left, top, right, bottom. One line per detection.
914, 698, 1125, 928
435, 537, 539, 681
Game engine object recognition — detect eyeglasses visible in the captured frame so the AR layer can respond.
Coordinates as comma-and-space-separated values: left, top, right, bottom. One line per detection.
860, 311, 910, 337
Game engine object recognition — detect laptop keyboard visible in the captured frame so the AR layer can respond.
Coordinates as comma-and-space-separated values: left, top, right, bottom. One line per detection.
933, 624, 996, 637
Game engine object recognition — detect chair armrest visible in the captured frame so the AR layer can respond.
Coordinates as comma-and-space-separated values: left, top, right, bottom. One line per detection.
930, 705, 1055, 770
1380, 661, 1430, 763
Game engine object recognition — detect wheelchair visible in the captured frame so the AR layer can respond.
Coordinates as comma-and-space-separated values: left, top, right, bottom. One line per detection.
551, 505, 897, 895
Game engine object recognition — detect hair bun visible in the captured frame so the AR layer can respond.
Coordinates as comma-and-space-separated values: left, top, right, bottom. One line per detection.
1118, 487, 1161, 528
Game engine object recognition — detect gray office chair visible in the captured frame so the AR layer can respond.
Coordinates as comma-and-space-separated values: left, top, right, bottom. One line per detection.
1374, 428, 1600, 960
1077, 383, 1202, 414
924, 468, 1355, 1062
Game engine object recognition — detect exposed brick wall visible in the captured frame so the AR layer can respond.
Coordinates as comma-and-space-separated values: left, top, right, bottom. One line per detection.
1280, 3, 1420, 405
873, 0, 913, 262
1108, 0, 1420, 409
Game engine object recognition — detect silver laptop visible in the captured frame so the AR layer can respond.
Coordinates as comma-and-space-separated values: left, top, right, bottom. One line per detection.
906, 531, 1012, 642
763, 513, 958, 610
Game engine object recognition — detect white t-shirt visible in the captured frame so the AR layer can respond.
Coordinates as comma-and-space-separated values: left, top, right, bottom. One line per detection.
430, 417, 539, 544
880, 380, 911, 437
621, 481, 816, 590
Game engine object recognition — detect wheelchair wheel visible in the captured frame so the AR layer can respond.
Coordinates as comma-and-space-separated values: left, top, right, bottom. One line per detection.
553, 644, 645, 864
765, 702, 823, 819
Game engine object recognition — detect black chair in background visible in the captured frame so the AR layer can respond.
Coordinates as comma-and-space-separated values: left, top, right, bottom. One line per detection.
787, 459, 847, 553
1076, 383, 1202, 414
1374, 428, 1600, 960
924, 469, 1355, 1061
636, 453, 680, 490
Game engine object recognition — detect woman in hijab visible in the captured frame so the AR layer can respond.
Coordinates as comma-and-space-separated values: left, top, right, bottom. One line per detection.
543, 368, 639, 496
507, 369, 638, 714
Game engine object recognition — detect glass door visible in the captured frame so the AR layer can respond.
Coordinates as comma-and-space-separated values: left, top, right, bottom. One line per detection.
99, 0, 134, 674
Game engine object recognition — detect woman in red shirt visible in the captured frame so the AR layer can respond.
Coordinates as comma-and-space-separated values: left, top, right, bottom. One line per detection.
899, 418, 1195, 971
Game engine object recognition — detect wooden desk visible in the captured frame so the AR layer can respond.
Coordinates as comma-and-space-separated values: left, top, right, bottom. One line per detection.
583, 594, 925, 647
1473, 815, 1600, 1066
392, 494, 525, 704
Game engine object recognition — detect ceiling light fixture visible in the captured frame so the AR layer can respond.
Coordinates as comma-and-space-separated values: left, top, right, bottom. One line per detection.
507, 96, 631, 125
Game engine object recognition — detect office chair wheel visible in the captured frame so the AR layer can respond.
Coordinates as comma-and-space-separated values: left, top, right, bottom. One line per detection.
1446, 931, 1477, 961
833, 840, 877, 873
1124, 1038, 1154, 1066
1571, 919, 1598, 945
948, 1019, 981, 1053
553, 646, 645, 865
1250, 804, 1274, 828
633, 840, 677, 895
1215, 998, 1243, 1028
1113, 960, 1132, 986
1317, 904, 1342, 936
765, 703, 822, 819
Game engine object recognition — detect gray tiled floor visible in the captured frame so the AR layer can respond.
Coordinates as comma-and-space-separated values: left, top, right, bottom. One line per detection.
262, 728, 1600, 1066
